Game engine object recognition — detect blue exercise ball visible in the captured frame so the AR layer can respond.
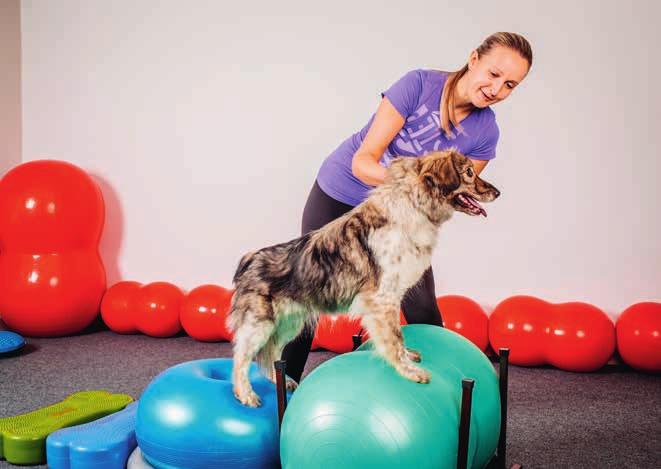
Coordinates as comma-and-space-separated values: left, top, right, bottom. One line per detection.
280, 325, 500, 469
136, 358, 286, 469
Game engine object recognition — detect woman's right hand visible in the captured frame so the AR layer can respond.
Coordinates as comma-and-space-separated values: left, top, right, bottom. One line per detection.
351, 96, 406, 186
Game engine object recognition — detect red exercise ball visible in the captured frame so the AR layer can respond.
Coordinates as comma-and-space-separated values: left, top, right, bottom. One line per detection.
489, 295, 616, 372
100, 281, 142, 334
0, 160, 106, 337
436, 295, 489, 352
313, 314, 363, 353
544, 301, 615, 372
180, 284, 234, 342
134, 282, 184, 338
311, 334, 320, 350
489, 296, 548, 366
616, 302, 661, 373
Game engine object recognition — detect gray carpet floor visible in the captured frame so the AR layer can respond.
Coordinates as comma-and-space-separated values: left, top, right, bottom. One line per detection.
1, 320, 659, 469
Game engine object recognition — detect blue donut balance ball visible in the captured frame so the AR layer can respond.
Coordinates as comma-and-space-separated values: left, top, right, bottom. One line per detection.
280, 324, 501, 469
136, 358, 288, 469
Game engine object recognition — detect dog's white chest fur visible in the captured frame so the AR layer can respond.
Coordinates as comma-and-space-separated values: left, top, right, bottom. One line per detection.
369, 213, 439, 296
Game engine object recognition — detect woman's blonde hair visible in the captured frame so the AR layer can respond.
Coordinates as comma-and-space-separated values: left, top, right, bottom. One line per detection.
440, 32, 533, 138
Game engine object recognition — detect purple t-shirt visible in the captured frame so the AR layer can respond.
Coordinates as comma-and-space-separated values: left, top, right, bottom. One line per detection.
316, 69, 500, 206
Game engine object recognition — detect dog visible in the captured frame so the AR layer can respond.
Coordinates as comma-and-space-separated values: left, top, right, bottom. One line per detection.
227, 149, 500, 407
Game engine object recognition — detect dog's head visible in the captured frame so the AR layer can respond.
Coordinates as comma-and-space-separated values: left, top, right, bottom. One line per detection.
416, 149, 500, 217
387, 150, 500, 219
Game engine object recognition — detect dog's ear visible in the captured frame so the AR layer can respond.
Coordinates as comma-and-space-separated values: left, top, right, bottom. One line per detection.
438, 155, 461, 196
420, 153, 460, 196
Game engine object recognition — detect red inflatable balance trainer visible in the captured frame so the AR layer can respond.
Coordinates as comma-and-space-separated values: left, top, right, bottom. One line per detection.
0, 160, 106, 337
489, 295, 616, 372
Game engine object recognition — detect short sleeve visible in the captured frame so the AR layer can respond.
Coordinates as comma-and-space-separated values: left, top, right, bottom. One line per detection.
381, 69, 424, 120
469, 113, 500, 161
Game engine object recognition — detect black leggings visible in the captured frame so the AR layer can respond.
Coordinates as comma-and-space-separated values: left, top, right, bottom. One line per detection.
281, 180, 444, 382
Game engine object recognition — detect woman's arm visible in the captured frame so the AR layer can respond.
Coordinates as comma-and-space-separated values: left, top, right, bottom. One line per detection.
352, 95, 491, 183
351, 97, 406, 186
470, 159, 489, 175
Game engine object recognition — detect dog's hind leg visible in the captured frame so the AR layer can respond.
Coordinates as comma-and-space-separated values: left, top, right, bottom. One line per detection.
255, 335, 279, 382
359, 295, 430, 384
258, 310, 306, 392
230, 295, 277, 407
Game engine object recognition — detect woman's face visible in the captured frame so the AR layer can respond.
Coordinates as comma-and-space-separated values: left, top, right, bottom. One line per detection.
466, 45, 530, 108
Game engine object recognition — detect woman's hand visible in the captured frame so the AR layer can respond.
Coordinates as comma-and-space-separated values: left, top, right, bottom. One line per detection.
470, 159, 488, 175
351, 97, 405, 186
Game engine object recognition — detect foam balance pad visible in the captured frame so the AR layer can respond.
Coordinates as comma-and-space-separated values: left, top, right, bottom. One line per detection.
47, 401, 139, 469
0, 390, 133, 465
0, 331, 25, 354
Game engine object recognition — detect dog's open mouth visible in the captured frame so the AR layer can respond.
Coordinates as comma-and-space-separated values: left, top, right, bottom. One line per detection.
454, 193, 487, 217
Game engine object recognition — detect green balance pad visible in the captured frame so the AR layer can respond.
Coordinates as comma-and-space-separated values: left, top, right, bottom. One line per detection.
0, 390, 133, 465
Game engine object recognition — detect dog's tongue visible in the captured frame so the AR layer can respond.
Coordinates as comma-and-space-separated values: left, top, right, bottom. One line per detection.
466, 195, 487, 217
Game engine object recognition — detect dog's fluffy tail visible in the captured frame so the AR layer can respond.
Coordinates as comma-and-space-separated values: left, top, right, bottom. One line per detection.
233, 250, 257, 285
226, 298, 239, 335
227, 251, 257, 335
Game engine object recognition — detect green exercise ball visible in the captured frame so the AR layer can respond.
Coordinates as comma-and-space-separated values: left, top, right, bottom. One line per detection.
280, 324, 500, 469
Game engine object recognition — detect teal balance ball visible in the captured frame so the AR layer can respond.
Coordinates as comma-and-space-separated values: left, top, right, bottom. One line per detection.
280, 325, 500, 469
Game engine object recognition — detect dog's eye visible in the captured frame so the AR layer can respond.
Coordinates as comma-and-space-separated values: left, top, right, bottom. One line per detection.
466, 168, 474, 178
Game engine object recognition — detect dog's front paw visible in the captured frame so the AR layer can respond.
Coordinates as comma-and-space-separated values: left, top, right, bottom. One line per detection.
405, 348, 422, 363
402, 365, 431, 384
235, 389, 262, 407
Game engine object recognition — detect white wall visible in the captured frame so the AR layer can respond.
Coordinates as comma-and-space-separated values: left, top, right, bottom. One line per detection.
20, 0, 660, 316
0, 0, 21, 173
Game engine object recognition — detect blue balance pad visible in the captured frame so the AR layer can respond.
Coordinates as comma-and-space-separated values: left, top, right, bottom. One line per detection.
46, 401, 139, 469
0, 331, 25, 354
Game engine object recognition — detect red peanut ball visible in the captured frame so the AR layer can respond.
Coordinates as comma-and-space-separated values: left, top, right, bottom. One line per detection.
616, 302, 661, 373
180, 284, 234, 342
100, 281, 142, 334
135, 282, 183, 338
0, 160, 106, 337
437, 295, 489, 352
489, 296, 615, 372
489, 296, 548, 366
313, 314, 363, 353
544, 302, 615, 372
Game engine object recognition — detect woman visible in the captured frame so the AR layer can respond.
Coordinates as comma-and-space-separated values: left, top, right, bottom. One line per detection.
283, 32, 533, 384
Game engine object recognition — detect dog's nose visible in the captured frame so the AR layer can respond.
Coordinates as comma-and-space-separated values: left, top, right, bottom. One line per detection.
493, 188, 501, 199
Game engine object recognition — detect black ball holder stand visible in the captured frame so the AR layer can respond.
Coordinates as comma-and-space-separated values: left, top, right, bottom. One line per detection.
273, 338, 522, 469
